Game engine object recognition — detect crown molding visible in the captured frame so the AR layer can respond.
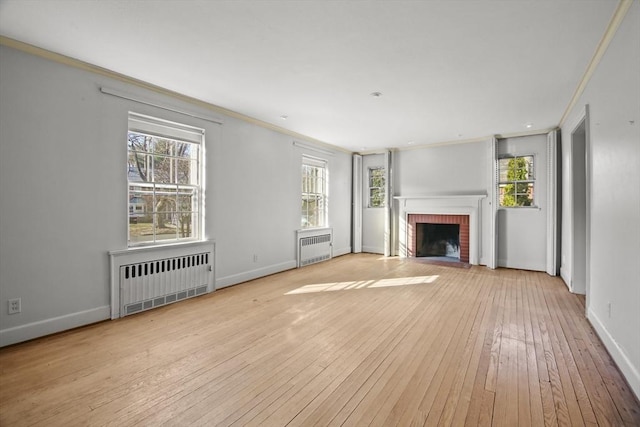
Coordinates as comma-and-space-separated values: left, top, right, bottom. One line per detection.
0, 36, 352, 154
558, 0, 633, 127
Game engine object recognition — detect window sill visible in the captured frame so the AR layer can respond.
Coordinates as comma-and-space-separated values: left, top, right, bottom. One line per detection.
112, 239, 214, 256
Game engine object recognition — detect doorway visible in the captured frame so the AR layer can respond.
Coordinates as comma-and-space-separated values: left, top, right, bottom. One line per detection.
571, 118, 588, 295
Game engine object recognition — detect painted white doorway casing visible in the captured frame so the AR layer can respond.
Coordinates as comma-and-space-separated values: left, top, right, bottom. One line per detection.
497, 134, 549, 271
570, 107, 589, 296
361, 153, 386, 254
352, 154, 363, 253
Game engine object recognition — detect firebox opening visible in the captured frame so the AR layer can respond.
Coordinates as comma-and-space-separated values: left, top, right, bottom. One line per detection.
416, 223, 460, 259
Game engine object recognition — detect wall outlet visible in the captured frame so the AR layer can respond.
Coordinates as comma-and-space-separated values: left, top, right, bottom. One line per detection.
253, 254, 258, 263
8, 298, 21, 314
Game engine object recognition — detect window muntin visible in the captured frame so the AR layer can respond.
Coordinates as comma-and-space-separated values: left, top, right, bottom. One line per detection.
301, 156, 328, 228
498, 155, 535, 207
368, 167, 386, 208
127, 114, 203, 246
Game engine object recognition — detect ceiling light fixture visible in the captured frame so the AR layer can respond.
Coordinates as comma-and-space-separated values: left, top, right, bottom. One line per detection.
280, 115, 288, 120
407, 141, 415, 145
370, 92, 382, 98
525, 123, 533, 129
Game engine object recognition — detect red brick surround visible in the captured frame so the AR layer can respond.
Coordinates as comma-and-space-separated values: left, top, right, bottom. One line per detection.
408, 214, 470, 263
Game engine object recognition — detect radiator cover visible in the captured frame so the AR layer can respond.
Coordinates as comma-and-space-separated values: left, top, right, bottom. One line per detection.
296, 228, 332, 267
109, 241, 215, 318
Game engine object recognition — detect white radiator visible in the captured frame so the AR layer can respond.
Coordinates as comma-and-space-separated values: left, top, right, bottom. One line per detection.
109, 241, 215, 318
297, 228, 332, 267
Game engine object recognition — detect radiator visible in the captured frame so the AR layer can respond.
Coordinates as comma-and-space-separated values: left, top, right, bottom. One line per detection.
297, 228, 332, 267
109, 241, 215, 318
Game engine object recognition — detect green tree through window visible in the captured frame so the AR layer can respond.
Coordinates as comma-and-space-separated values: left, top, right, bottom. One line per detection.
368, 167, 386, 208
499, 156, 534, 207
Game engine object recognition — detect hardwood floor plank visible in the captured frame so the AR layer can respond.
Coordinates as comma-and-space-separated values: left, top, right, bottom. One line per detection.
520, 273, 546, 427
515, 273, 532, 427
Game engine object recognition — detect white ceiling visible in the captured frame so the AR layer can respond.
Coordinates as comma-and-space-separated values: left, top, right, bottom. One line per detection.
0, 0, 618, 152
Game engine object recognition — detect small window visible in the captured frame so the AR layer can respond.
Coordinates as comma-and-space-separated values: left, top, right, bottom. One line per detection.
498, 155, 535, 207
368, 167, 386, 208
301, 156, 328, 228
127, 113, 204, 246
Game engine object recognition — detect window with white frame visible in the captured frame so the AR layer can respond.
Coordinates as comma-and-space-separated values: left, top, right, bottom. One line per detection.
498, 155, 535, 207
127, 113, 203, 246
301, 155, 328, 228
368, 166, 386, 208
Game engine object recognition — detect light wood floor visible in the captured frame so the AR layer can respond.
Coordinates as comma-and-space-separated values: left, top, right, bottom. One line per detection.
1, 254, 638, 426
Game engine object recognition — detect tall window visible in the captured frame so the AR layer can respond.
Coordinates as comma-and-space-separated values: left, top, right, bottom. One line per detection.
301, 156, 328, 228
498, 155, 535, 207
368, 167, 386, 208
127, 113, 203, 246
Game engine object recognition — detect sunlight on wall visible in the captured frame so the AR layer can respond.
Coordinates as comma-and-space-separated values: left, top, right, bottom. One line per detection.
285, 275, 439, 295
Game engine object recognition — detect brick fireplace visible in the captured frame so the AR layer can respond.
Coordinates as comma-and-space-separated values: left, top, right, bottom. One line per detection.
407, 214, 470, 262
395, 194, 486, 265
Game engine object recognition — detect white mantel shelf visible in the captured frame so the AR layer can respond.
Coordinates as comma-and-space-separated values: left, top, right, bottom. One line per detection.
394, 194, 487, 201
395, 194, 487, 264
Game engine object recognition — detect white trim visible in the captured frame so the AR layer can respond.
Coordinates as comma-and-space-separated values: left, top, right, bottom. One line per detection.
488, 136, 498, 269
362, 246, 384, 254
0, 306, 110, 347
215, 260, 297, 289
352, 155, 363, 253
333, 246, 352, 257
384, 150, 393, 257
566, 105, 591, 305
0, 36, 352, 154
558, 0, 634, 127
546, 130, 558, 276
588, 307, 640, 400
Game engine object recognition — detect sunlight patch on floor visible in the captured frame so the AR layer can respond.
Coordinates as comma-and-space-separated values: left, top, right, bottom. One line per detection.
285, 275, 439, 295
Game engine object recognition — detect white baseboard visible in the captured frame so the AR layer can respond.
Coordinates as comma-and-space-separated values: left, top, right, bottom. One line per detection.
333, 246, 352, 257
588, 308, 640, 401
497, 259, 546, 272
560, 267, 572, 291
0, 305, 110, 347
215, 260, 297, 289
362, 246, 384, 254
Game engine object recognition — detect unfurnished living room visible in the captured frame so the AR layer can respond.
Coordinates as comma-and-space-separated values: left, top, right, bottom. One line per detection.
0, 1, 638, 426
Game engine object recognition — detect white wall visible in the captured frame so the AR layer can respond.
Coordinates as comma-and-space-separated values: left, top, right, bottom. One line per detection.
560, 0, 640, 399
0, 45, 352, 345
393, 140, 493, 264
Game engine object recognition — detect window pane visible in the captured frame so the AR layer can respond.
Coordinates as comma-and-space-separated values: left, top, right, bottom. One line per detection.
152, 155, 172, 183
176, 159, 194, 184
498, 155, 535, 207
177, 212, 195, 238
301, 159, 327, 228
175, 141, 192, 159
128, 152, 151, 182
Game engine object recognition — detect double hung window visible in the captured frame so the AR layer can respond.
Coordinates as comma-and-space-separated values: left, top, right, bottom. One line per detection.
498, 155, 535, 207
127, 113, 203, 246
301, 156, 328, 228
368, 167, 386, 208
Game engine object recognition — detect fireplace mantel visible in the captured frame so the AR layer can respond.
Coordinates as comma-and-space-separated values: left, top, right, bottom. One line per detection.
395, 194, 487, 264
